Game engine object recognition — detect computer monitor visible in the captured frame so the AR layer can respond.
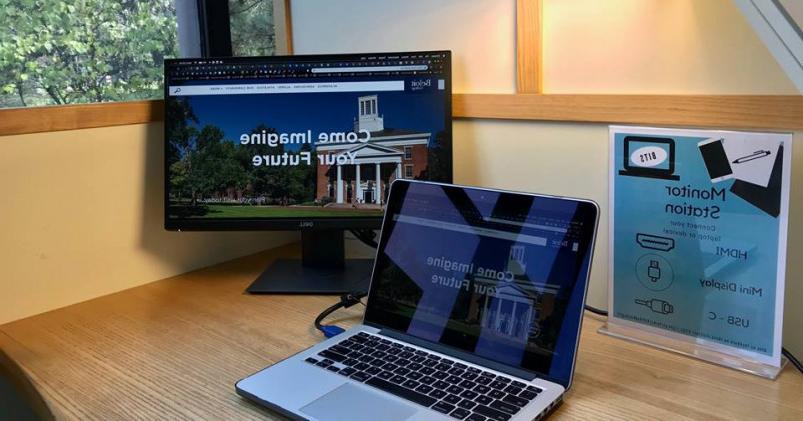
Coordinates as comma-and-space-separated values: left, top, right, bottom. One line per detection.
163, 51, 452, 294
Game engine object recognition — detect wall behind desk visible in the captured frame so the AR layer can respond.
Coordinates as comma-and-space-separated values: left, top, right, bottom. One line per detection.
0, 123, 296, 324
291, 0, 803, 356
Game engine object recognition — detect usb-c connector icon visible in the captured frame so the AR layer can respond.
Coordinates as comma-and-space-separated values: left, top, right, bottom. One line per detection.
635, 298, 674, 314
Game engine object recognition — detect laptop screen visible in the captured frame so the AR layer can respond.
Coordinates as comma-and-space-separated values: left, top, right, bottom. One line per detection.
364, 181, 598, 386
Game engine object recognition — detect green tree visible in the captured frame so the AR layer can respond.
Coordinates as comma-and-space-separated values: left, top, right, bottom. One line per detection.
192, 125, 248, 200
166, 98, 200, 205
166, 97, 198, 165
299, 142, 317, 202
0, 0, 177, 107
229, 0, 276, 57
420, 130, 452, 181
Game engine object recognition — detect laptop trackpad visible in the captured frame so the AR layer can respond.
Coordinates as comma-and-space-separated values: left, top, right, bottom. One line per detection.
300, 383, 416, 421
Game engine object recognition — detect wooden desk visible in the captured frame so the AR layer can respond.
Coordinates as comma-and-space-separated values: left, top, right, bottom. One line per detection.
1, 243, 802, 420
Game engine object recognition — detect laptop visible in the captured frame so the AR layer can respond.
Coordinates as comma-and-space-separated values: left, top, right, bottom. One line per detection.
236, 180, 599, 421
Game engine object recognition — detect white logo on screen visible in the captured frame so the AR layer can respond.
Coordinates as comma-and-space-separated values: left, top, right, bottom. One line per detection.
410, 79, 431, 91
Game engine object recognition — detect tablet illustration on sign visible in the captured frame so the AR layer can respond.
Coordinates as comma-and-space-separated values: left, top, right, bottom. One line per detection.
618, 136, 680, 180
698, 138, 734, 182
696, 136, 784, 217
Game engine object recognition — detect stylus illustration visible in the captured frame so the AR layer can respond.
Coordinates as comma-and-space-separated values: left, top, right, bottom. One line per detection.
634, 298, 674, 315
732, 150, 770, 164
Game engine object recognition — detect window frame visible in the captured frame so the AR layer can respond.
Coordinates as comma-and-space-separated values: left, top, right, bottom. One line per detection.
0, 0, 293, 136
1, 0, 801, 137
197, 0, 233, 57
404, 164, 414, 179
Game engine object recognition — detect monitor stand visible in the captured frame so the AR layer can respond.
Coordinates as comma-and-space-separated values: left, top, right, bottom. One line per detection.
246, 230, 374, 294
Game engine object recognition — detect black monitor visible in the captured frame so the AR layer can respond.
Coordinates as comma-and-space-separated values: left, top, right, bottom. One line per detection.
163, 51, 452, 294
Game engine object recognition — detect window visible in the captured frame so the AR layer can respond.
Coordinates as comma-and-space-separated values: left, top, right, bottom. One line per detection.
0, 0, 289, 111
404, 146, 413, 160
0, 0, 178, 109
405, 164, 414, 179
229, 0, 277, 56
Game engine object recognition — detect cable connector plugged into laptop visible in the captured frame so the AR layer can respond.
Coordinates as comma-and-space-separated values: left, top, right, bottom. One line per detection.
320, 325, 345, 338
314, 290, 368, 338
340, 292, 366, 308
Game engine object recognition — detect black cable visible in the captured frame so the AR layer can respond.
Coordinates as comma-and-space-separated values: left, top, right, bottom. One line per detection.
313, 300, 343, 334
584, 305, 609, 316
349, 229, 378, 249
315, 229, 374, 336
783, 347, 803, 374
314, 291, 368, 337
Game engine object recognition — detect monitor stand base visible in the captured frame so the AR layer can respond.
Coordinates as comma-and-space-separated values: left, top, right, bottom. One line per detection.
246, 229, 374, 294
246, 258, 373, 294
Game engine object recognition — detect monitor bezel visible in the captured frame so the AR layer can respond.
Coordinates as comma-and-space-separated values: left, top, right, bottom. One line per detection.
163, 50, 452, 231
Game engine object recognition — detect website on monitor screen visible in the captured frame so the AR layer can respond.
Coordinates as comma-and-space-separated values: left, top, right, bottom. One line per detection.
164, 52, 451, 221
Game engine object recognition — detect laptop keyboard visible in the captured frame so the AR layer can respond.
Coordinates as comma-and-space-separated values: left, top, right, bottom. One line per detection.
303, 332, 543, 421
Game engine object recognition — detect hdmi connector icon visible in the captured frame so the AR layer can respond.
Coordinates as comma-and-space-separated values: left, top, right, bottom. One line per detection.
636, 233, 675, 252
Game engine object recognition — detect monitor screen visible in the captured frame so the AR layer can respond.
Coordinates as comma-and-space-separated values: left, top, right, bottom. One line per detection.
364, 181, 598, 386
164, 51, 452, 230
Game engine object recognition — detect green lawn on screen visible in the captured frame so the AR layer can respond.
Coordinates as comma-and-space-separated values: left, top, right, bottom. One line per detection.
204, 205, 381, 218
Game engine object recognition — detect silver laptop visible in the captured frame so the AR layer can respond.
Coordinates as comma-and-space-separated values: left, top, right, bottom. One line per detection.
236, 180, 599, 421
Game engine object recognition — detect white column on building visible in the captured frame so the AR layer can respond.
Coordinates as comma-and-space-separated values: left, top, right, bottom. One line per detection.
355, 164, 362, 203
524, 308, 533, 340
396, 162, 402, 180
336, 165, 344, 203
375, 163, 381, 204
509, 302, 517, 336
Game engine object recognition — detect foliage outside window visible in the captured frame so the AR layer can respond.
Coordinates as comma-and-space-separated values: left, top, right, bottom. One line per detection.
0, 0, 178, 108
229, 0, 276, 57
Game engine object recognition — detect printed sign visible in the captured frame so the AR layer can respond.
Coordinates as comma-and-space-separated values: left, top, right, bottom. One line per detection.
609, 126, 791, 366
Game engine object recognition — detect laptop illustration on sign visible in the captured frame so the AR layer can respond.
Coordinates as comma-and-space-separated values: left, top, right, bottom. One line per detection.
618, 136, 680, 181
